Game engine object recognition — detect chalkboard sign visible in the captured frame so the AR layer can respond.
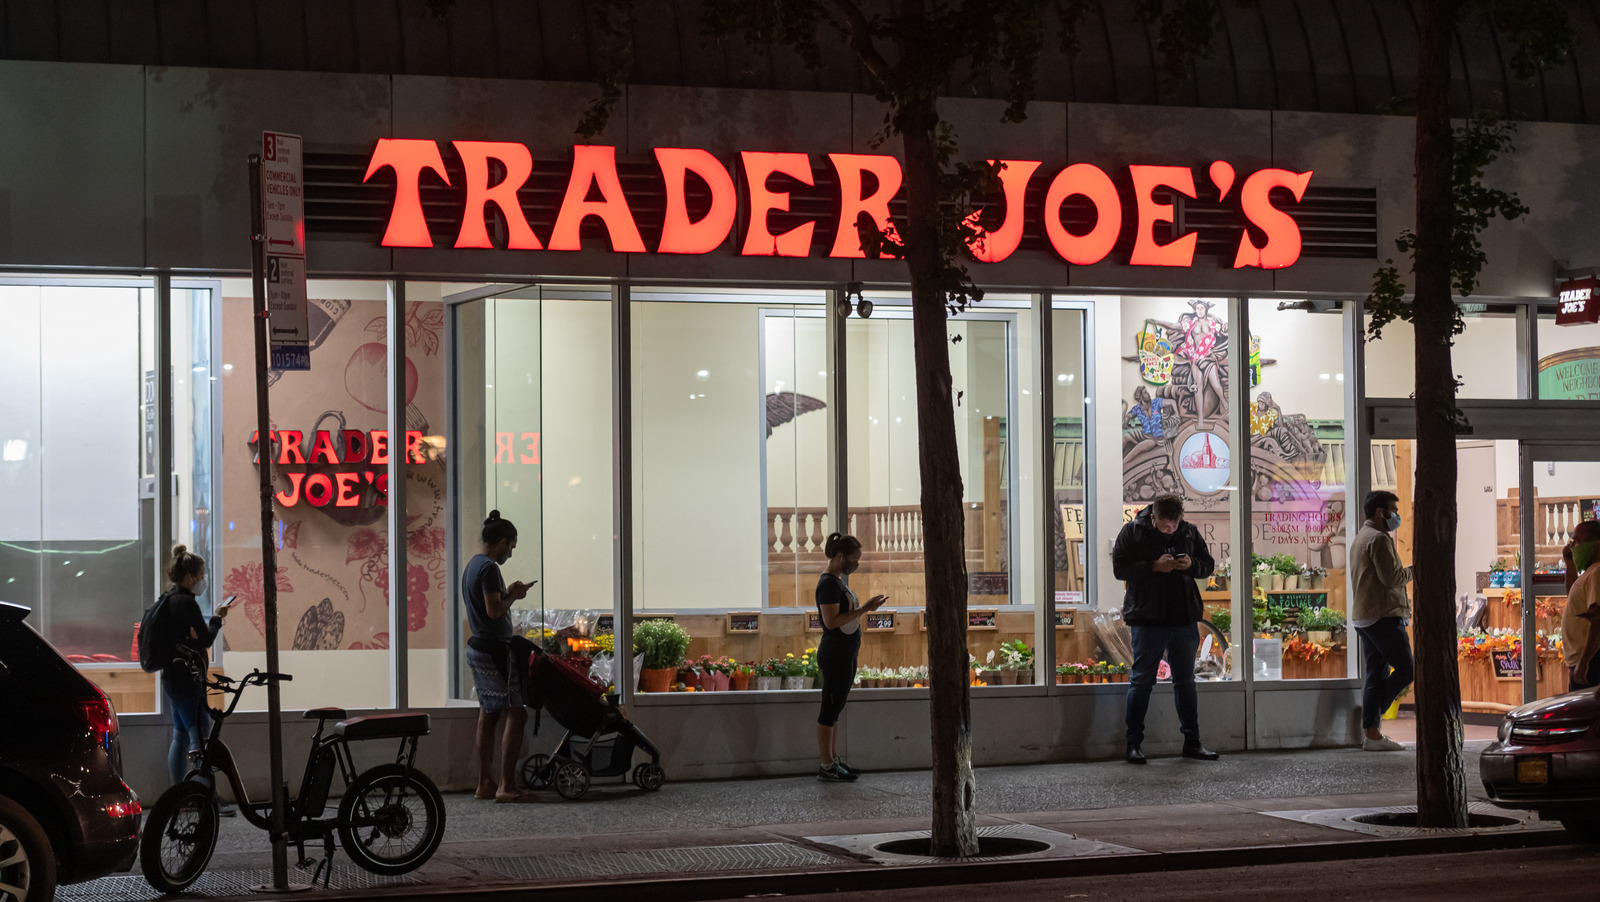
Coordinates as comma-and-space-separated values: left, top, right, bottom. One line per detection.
806, 612, 823, 631
864, 611, 896, 632
967, 609, 998, 630
1054, 609, 1075, 628
969, 572, 1009, 596
594, 615, 614, 634
727, 612, 760, 633
1491, 649, 1523, 680
1273, 592, 1325, 608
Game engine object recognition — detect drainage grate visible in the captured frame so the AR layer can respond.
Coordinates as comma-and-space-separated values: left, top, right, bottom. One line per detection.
58, 866, 423, 901
468, 842, 844, 882
808, 823, 1143, 866
1260, 802, 1557, 838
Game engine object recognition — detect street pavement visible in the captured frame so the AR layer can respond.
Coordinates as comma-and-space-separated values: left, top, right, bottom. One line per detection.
61, 740, 1582, 901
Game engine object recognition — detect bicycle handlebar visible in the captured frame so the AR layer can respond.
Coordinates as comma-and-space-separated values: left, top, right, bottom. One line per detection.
207, 669, 293, 694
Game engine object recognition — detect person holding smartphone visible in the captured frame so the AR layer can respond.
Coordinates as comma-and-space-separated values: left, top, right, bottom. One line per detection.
815, 532, 886, 782
1111, 493, 1218, 765
158, 545, 232, 809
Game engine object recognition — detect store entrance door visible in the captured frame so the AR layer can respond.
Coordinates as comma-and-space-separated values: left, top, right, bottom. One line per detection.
1517, 443, 1600, 703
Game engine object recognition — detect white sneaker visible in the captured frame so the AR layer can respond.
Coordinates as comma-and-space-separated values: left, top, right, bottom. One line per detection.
1362, 734, 1405, 751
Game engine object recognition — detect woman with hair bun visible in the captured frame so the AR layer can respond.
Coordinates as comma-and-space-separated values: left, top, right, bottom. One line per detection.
814, 532, 886, 782
160, 545, 231, 794
462, 510, 534, 801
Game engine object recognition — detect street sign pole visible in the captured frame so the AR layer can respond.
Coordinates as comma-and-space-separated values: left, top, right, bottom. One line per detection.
248, 155, 305, 895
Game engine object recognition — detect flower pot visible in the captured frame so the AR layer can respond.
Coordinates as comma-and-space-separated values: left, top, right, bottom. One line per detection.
1016, 669, 1034, 685
1310, 574, 1325, 590
1214, 576, 1229, 591
709, 672, 731, 691
639, 668, 676, 693
1307, 630, 1333, 645
998, 668, 1018, 685
730, 671, 752, 691
1056, 674, 1066, 684
1490, 571, 1505, 588
755, 676, 781, 691
1506, 570, 1522, 588
978, 669, 1001, 686
783, 676, 806, 690
802, 676, 815, 689
1284, 574, 1299, 590
1269, 573, 1285, 591
680, 670, 700, 689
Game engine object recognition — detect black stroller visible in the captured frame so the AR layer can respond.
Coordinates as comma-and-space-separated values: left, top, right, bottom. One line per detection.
518, 643, 665, 800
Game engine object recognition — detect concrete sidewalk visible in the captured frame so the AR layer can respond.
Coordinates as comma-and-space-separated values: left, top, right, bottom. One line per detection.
61, 742, 1575, 901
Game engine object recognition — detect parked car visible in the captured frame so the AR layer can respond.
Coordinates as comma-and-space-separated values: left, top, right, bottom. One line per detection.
0, 600, 141, 901
1481, 684, 1600, 840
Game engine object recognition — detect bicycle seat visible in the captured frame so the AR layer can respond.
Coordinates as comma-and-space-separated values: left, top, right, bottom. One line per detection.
334, 713, 431, 741
303, 707, 347, 721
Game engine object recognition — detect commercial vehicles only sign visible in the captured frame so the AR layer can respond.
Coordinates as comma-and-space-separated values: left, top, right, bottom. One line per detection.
263, 131, 310, 370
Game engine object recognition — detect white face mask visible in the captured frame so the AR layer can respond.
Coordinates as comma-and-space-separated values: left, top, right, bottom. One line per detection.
193, 577, 208, 597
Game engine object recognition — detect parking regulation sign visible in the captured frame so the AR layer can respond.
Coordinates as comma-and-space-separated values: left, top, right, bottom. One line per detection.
262, 131, 309, 369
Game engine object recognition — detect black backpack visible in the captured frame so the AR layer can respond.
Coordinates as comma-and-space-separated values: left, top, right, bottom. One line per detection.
137, 591, 175, 673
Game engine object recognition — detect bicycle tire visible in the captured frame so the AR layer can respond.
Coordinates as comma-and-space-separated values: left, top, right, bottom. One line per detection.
337, 764, 446, 876
139, 779, 219, 893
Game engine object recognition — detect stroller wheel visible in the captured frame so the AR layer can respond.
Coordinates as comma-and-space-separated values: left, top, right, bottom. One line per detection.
632, 762, 666, 792
553, 761, 591, 800
520, 753, 551, 790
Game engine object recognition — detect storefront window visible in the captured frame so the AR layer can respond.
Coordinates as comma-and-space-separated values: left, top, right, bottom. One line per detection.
845, 304, 1019, 686
1365, 304, 1521, 399
219, 279, 399, 710
1535, 303, 1600, 400
1050, 306, 1092, 681
1094, 297, 1236, 685
1247, 298, 1352, 681
631, 290, 825, 691
454, 284, 614, 700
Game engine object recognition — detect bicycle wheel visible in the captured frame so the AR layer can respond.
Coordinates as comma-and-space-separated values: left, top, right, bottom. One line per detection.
139, 779, 219, 893
337, 764, 446, 876
1195, 618, 1230, 680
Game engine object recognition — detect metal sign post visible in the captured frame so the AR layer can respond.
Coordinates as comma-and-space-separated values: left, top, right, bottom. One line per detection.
248, 153, 307, 894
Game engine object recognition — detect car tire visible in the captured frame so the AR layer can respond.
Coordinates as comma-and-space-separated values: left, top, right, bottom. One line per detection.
0, 794, 57, 902
1560, 816, 1600, 842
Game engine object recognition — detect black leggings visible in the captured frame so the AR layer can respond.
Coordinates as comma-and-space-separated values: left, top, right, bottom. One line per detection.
817, 638, 858, 726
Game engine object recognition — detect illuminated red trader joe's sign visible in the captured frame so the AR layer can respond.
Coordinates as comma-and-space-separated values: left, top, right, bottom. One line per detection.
364, 141, 1313, 270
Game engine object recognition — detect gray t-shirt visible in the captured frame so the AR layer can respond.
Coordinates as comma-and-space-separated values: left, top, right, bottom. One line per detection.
462, 553, 511, 641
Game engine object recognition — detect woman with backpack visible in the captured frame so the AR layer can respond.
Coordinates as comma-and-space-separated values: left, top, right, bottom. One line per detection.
158, 545, 230, 788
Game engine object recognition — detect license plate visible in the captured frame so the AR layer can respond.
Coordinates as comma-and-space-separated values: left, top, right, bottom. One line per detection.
1515, 757, 1550, 785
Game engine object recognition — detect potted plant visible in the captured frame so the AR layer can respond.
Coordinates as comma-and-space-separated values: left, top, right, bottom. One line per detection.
730, 661, 754, 691
1213, 558, 1231, 591
754, 658, 783, 691
1489, 557, 1507, 588
1505, 551, 1522, 588
1301, 606, 1345, 645
1210, 608, 1232, 636
634, 619, 690, 692
1271, 554, 1301, 590
799, 647, 819, 689
976, 650, 1001, 686
999, 639, 1034, 684
1309, 566, 1327, 590
1252, 553, 1273, 590
1107, 661, 1130, 683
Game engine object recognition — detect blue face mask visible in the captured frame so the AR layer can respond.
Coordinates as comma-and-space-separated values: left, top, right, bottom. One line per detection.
1386, 512, 1402, 532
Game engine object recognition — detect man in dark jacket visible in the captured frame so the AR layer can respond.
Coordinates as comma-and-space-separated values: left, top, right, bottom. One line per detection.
1112, 493, 1219, 764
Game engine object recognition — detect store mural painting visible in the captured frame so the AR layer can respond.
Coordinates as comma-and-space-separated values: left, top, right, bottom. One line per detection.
365, 140, 1313, 270
1538, 347, 1600, 400
1121, 301, 1341, 568
224, 297, 453, 653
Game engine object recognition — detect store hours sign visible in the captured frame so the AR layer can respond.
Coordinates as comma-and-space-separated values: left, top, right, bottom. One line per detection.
363, 140, 1316, 270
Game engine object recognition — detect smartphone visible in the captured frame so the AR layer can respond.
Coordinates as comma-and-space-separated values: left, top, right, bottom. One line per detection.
217, 595, 239, 610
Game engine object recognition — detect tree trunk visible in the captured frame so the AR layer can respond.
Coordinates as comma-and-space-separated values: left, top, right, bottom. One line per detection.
1410, 0, 1468, 829
898, 97, 979, 858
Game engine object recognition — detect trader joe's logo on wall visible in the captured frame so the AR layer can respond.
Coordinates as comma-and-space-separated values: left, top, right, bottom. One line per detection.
362, 141, 1314, 270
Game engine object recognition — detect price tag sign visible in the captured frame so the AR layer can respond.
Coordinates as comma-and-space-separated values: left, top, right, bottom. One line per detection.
1556, 277, 1600, 326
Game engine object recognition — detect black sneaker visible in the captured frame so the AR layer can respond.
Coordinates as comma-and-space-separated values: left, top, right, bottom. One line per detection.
833, 758, 862, 778
818, 762, 856, 782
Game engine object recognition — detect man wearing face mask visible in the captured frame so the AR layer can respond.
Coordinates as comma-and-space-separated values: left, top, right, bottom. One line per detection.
1559, 519, 1600, 691
1350, 490, 1414, 750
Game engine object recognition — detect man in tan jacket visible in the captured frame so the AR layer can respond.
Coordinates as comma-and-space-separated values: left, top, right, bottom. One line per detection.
1349, 490, 1414, 751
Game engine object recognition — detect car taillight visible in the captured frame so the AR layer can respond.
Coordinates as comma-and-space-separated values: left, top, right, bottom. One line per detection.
81, 690, 118, 752
106, 799, 141, 818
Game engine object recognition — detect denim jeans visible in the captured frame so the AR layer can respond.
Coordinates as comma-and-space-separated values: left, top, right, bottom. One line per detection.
164, 677, 210, 785
1125, 622, 1200, 748
1355, 618, 1414, 729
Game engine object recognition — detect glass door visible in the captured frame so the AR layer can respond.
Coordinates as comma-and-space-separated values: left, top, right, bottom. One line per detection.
1517, 445, 1600, 703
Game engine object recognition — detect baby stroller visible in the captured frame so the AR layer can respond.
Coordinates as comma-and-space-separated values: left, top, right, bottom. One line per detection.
519, 644, 665, 800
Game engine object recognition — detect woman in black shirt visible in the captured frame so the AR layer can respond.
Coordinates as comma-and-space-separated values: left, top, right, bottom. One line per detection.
815, 532, 886, 782
160, 545, 230, 786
